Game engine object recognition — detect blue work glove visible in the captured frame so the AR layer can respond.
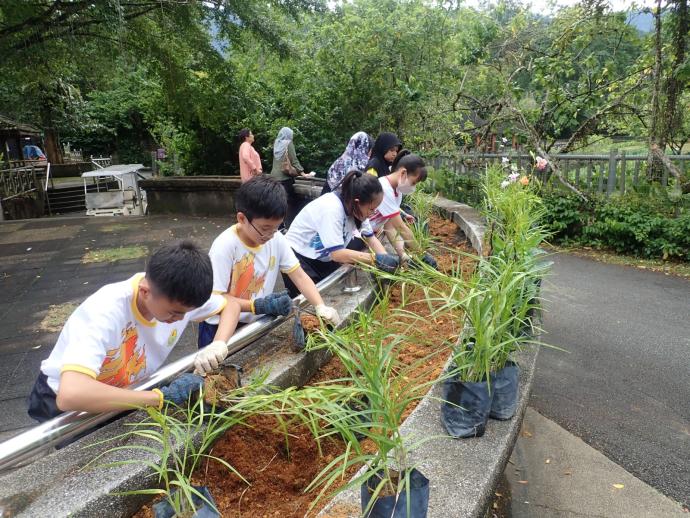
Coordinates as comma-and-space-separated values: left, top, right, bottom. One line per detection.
292, 308, 306, 351
253, 289, 292, 316
374, 253, 400, 273
421, 252, 438, 269
159, 373, 203, 406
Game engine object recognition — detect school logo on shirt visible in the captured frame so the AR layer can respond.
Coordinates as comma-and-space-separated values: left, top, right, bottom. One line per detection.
310, 234, 324, 253
230, 252, 266, 299
97, 322, 146, 387
167, 329, 178, 347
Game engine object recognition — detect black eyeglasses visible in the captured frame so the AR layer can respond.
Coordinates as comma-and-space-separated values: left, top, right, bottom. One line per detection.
249, 220, 278, 238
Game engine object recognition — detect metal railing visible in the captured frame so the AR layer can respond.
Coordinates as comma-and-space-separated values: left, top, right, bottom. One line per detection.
90, 156, 112, 169
0, 165, 40, 201
432, 150, 690, 196
0, 264, 353, 472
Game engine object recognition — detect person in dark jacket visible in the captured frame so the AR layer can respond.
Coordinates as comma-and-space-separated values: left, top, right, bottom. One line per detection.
365, 132, 402, 178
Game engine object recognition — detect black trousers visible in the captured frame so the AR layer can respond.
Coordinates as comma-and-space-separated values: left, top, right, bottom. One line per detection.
347, 237, 366, 251
282, 251, 341, 297
27, 372, 61, 423
280, 178, 300, 227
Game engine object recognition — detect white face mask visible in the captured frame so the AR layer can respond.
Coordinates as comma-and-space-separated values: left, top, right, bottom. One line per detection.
398, 173, 416, 195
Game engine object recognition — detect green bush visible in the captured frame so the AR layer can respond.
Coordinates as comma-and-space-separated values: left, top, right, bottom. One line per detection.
540, 192, 588, 240
426, 167, 483, 207
428, 164, 690, 261
542, 191, 690, 261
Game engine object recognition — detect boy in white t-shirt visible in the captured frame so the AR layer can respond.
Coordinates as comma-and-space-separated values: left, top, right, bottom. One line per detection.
199, 176, 340, 348
28, 241, 242, 423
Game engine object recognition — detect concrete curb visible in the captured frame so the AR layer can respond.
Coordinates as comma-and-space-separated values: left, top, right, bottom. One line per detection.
318, 196, 540, 518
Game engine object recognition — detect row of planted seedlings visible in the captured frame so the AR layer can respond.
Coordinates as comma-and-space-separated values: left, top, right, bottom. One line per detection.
90, 170, 550, 518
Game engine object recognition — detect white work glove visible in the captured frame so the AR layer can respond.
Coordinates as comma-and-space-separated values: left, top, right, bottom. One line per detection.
315, 304, 341, 327
194, 340, 229, 375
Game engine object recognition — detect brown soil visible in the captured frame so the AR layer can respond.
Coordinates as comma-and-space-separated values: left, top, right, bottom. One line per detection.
203, 372, 240, 408
134, 215, 474, 518
300, 314, 322, 334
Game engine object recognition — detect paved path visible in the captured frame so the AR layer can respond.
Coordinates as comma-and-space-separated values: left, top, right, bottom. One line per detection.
505, 408, 686, 517
530, 252, 690, 508
0, 215, 234, 440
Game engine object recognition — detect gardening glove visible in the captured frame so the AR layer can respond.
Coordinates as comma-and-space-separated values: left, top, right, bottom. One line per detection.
408, 252, 438, 270
159, 373, 204, 406
252, 289, 292, 316
315, 304, 341, 327
292, 308, 306, 351
374, 253, 400, 273
194, 340, 229, 375
421, 252, 438, 269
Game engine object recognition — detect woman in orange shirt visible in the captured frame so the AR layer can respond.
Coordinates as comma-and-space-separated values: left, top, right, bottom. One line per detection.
238, 128, 262, 182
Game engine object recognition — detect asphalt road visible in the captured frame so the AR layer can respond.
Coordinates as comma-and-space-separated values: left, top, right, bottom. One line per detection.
530, 252, 690, 508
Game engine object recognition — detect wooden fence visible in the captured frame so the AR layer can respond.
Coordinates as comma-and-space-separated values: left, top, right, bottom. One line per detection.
431, 150, 690, 196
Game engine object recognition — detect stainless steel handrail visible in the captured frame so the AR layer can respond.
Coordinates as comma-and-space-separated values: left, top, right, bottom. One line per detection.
0, 265, 353, 472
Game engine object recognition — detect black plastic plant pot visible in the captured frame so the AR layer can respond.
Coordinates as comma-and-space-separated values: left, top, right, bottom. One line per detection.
489, 361, 520, 420
441, 372, 493, 438
153, 486, 220, 518
360, 468, 430, 518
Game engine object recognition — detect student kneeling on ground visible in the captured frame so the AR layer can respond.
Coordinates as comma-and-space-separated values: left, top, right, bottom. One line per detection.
283, 170, 400, 297
198, 176, 340, 348
28, 241, 242, 422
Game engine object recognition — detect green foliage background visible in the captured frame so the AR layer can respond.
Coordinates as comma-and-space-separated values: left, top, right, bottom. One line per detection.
3, 0, 680, 175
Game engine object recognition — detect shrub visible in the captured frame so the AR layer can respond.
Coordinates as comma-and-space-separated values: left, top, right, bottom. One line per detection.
542, 191, 690, 261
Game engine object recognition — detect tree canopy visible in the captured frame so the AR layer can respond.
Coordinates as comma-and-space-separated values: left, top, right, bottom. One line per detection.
1, 0, 688, 174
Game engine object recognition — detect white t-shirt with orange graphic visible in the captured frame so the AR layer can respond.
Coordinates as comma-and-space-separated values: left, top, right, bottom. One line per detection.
40, 273, 227, 393
206, 225, 300, 325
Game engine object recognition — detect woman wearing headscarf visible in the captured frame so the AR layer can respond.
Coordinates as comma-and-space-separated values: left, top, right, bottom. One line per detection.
270, 127, 304, 226
365, 132, 402, 178
323, 131, 372, 194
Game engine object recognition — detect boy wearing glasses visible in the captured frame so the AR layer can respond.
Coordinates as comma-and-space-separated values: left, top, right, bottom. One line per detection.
198, 176, 340, 349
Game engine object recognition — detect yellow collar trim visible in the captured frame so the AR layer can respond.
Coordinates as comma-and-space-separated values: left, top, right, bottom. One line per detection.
232, 224, 262, 253
131, 273, 156, 327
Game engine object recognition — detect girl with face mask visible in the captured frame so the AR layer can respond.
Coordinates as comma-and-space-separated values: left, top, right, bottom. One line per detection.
366, 150, 437, 267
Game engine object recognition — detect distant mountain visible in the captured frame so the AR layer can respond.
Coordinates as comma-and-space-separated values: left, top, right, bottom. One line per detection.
627, 10, 654, 33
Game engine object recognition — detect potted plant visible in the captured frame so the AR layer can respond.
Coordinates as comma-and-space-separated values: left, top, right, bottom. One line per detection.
305, 303, 452, 518
439, 166, 552, 437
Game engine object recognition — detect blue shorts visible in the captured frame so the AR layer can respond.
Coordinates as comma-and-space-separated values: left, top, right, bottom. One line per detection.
198, 321, 219, 350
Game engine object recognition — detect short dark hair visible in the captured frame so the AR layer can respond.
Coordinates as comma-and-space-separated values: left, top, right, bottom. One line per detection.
391, 149, 427, 182
146, 240, 213, 307
235, 175, 287, 221
238, 128, 252, 143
